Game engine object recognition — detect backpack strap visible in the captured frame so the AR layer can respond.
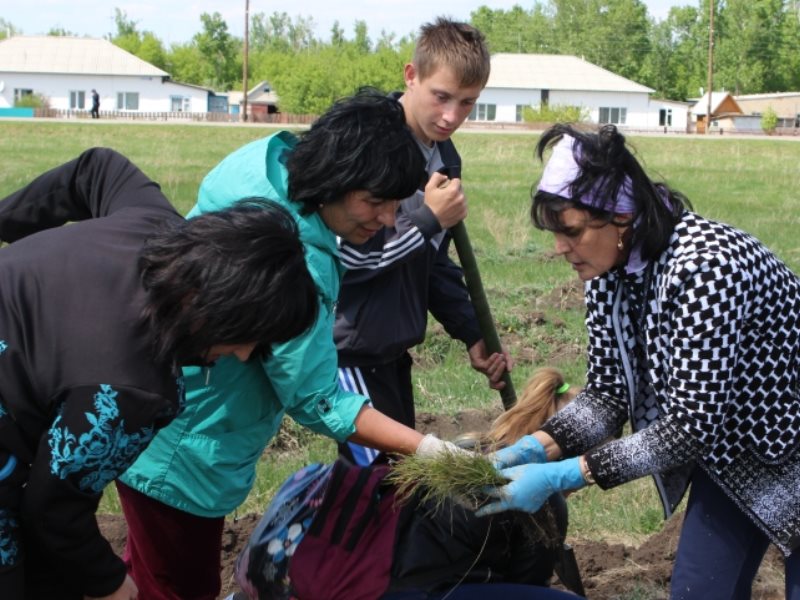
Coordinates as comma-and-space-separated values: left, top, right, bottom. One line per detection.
345, 466, 391, 551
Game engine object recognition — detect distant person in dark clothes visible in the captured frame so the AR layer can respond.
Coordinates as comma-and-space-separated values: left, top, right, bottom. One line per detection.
91, 89, 100, 118
0, 148, 318, 600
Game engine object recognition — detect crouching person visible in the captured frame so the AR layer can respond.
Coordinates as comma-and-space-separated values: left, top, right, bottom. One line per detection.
0, 148, 318, 600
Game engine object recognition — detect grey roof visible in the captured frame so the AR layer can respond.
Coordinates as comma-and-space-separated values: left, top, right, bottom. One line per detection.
734, 92, 800, 100
0, 36, 169, 77
487, 53, 654, 94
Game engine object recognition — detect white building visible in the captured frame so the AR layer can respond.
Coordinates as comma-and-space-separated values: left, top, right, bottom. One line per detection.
0, 36, 213, 115
473, 53, 689, 131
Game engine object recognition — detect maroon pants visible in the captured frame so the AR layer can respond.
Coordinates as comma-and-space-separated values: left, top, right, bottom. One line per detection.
115, 481, 224, 600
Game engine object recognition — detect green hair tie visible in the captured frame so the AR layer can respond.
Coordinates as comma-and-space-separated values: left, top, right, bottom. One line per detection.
556, 382, 570, 395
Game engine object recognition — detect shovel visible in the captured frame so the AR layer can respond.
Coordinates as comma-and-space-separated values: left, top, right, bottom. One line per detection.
439, 166, 516, 409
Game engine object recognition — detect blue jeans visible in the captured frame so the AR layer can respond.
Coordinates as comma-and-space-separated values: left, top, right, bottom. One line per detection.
671, 467, 799, 600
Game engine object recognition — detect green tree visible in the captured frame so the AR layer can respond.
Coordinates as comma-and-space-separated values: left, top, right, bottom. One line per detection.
471, 4, 556, 53
193, 12, 240, 89
137, 33, 168, 71
714, 0, 785, 94
352, 20, 372, 53
775, 2, 800, 90
250, 12, 316, 53
549, 0, 651, 81
47, 27, 77, 36
113, 8, 138, 37
110, 8, 168, 71
660, 5, 708, 100
0, 18, 20, 40
331, 21, 346, 47
166, 43, 206, 85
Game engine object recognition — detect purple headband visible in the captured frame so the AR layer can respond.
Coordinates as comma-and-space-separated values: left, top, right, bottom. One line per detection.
537, 135, 637, 214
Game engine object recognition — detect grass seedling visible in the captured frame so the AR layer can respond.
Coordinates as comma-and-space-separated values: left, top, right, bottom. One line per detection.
387, 449, 508, 512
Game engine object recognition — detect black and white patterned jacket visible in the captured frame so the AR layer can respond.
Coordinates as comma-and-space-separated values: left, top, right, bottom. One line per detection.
541, 211, 800, 555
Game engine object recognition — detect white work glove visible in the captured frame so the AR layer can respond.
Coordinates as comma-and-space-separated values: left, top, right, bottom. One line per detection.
415, 433, 471, 458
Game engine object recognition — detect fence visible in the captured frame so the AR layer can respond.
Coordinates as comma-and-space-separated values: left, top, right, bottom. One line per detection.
34, 108, 318, 125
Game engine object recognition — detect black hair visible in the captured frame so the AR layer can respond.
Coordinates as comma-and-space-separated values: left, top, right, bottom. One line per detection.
531, 124, 691, 262
139, 199, 318, 365
287, 88, 426, 215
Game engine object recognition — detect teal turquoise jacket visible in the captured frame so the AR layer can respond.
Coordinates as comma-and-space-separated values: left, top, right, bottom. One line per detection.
119, 131, 368, 517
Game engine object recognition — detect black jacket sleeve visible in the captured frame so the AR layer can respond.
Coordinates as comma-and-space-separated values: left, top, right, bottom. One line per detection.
0, 147, 178, 243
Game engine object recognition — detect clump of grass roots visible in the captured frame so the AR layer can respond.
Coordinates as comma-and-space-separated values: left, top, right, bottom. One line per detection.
387, 449, 561, 548
387, 449, 508, 512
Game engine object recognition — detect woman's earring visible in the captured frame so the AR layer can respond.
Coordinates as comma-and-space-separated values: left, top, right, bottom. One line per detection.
617, 233, 624, 251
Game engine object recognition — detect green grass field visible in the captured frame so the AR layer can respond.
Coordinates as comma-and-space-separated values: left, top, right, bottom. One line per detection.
2, 119, 799, 550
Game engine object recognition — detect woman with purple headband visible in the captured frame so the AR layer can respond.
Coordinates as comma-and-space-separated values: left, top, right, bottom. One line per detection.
477, 124, 800, 599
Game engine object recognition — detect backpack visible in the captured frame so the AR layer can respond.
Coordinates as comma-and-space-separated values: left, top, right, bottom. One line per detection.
233, 461, 335, 600
235, 457, 404, 600
235, 457, 584, 599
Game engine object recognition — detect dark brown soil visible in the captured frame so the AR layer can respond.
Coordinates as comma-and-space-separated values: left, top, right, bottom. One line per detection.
94, 276, 781, 599
97, 404, 785, 599
97, 503, 784, 600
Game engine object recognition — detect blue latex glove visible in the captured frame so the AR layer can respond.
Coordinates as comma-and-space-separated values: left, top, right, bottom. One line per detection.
490, 434, 547, 470
475, 457, 586, 517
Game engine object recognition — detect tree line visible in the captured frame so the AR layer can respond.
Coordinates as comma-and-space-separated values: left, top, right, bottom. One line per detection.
2, 1, 799, 114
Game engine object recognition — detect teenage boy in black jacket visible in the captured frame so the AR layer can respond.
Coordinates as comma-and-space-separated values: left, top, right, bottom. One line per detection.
335, 18, 512, 464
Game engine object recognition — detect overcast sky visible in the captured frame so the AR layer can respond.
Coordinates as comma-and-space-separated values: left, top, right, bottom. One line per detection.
6, 1, 687, 45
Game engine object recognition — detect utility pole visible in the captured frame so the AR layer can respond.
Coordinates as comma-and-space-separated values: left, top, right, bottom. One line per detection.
705, 0, 715, 134
242, 0, 250, 123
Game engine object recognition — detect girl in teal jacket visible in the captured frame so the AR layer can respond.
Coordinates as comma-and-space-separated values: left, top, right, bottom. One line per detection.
117, 90, 458, 600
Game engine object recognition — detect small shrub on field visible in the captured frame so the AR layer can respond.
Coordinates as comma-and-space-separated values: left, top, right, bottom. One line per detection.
14, 93, 48, 109
761, 106, 778, 135
522, 104, 590, 124
638, 507, 664, 534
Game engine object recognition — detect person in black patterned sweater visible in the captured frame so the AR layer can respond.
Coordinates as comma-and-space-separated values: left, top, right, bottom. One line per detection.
477, 124, 800, 600
0, 148, 318, 600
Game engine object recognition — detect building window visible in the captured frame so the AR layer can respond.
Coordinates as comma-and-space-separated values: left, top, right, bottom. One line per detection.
516, 105, 527, 122
14, 88, 33, 103
599, 107, 627, 125
171, 96, 190, 112
468, 103, 496, 121
658, 108, 672, 127
541, 89, 550, 107
70, 90, 86, 109
117, 92, 140, 111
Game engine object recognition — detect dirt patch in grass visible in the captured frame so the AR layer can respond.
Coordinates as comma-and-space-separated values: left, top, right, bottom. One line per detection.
97, 500, 784, 600
97, 405, 785, 600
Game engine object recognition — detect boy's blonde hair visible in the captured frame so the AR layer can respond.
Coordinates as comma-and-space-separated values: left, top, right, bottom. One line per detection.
413, 17, 491, 88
